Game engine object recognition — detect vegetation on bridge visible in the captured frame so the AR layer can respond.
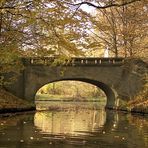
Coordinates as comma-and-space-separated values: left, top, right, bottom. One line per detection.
121, 59, 148, 113
128, 73, 148, 113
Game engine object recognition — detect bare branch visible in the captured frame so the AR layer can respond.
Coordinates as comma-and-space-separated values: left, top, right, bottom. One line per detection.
70, 5, 81, 18
0, 6, 15, 10
67, 0, 141, 9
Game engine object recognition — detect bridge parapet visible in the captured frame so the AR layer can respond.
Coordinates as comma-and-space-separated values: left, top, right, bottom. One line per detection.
22, 57, 125, 66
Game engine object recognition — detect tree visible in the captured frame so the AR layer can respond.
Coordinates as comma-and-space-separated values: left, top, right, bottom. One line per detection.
0, 0, 91, 86
66, 0, 141, 9
85, 0, 148, 57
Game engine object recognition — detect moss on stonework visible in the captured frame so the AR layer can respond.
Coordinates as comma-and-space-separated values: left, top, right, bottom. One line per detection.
123, 58, 148, 114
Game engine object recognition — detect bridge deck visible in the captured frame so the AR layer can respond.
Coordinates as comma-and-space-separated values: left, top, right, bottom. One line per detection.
22, 57, 125, 66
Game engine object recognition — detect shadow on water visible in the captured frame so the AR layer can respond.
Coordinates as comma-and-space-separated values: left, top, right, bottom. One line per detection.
0, 102, 148, 148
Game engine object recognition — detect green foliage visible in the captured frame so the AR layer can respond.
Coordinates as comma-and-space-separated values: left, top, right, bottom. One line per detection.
0, 0, 91, 85
37, 81, 106, 100
0, 48, 24, 86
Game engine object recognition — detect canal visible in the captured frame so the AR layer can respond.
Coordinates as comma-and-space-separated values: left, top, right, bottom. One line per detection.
0, 102, 148, 148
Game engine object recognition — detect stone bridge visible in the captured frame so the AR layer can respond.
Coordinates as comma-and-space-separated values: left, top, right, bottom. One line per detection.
7, 57, 145, 109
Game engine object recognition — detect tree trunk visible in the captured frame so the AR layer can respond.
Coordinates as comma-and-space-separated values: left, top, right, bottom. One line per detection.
0, 13, 2, 36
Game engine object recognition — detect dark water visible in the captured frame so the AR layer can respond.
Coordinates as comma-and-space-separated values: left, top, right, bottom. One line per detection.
0, 103, 148, 148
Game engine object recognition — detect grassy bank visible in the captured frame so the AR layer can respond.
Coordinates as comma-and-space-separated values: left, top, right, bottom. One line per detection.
0, 89, 35, 113
36, 94, 106, 101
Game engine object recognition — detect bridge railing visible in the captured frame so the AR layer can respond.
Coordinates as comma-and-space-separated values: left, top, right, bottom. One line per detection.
71, 57, 124, 66
22, 57, 125, 66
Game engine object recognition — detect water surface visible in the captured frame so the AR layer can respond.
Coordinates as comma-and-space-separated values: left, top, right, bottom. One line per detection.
0, 103, 148, 148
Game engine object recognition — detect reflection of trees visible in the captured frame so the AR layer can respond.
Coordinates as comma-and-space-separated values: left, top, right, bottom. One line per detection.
128, 115, 148, 147
103, 112, 148, 148
36, 81, 106, 100
36, 102, 106, 111
34, 109, 106, 135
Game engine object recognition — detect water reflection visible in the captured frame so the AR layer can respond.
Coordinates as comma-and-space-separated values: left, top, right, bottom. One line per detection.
0, 105, 148, 148
35, 101, 106, 111
34, 109, 106, 136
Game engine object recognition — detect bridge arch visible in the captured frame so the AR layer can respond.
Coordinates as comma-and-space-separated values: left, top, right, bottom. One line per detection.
6, 57, 146, 110
34, 78, 116, 109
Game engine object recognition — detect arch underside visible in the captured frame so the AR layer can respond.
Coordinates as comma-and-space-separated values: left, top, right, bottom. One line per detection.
36, 78, 116, 109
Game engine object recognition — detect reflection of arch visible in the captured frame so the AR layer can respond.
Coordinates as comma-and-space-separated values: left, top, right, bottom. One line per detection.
34, 109, 106, 136
35, 78, 116, 109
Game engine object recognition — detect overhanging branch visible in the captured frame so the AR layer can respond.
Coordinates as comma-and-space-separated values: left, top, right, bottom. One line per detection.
0, 6, 15, 10
67, 0, 141, 9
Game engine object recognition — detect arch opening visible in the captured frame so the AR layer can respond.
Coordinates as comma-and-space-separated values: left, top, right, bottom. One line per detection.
35, 78, 116, 109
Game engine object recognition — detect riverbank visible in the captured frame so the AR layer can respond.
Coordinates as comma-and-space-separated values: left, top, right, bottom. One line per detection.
128, 80, 148, 114
0, 89, 35, 114
117, 98, 148, 114
128, 100, 148, 114
36, 94, 106, 101
0, 88, 147, 115
36, 94, 148, 114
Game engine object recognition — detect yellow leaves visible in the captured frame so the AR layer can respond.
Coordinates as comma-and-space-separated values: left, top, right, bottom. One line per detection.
56, 35, 83, 56
36, 48, 55, 57
0, 9, 6, 14
0, 0, 90, 85
87, 42, 102, 49
1, 0, 89, 59
47, 8, 57, 12
0, 0, 6, 9
58, 18, 73, 26
0, 89, 32, 109
0, 44, 23, 74
0, 0, 6, 5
